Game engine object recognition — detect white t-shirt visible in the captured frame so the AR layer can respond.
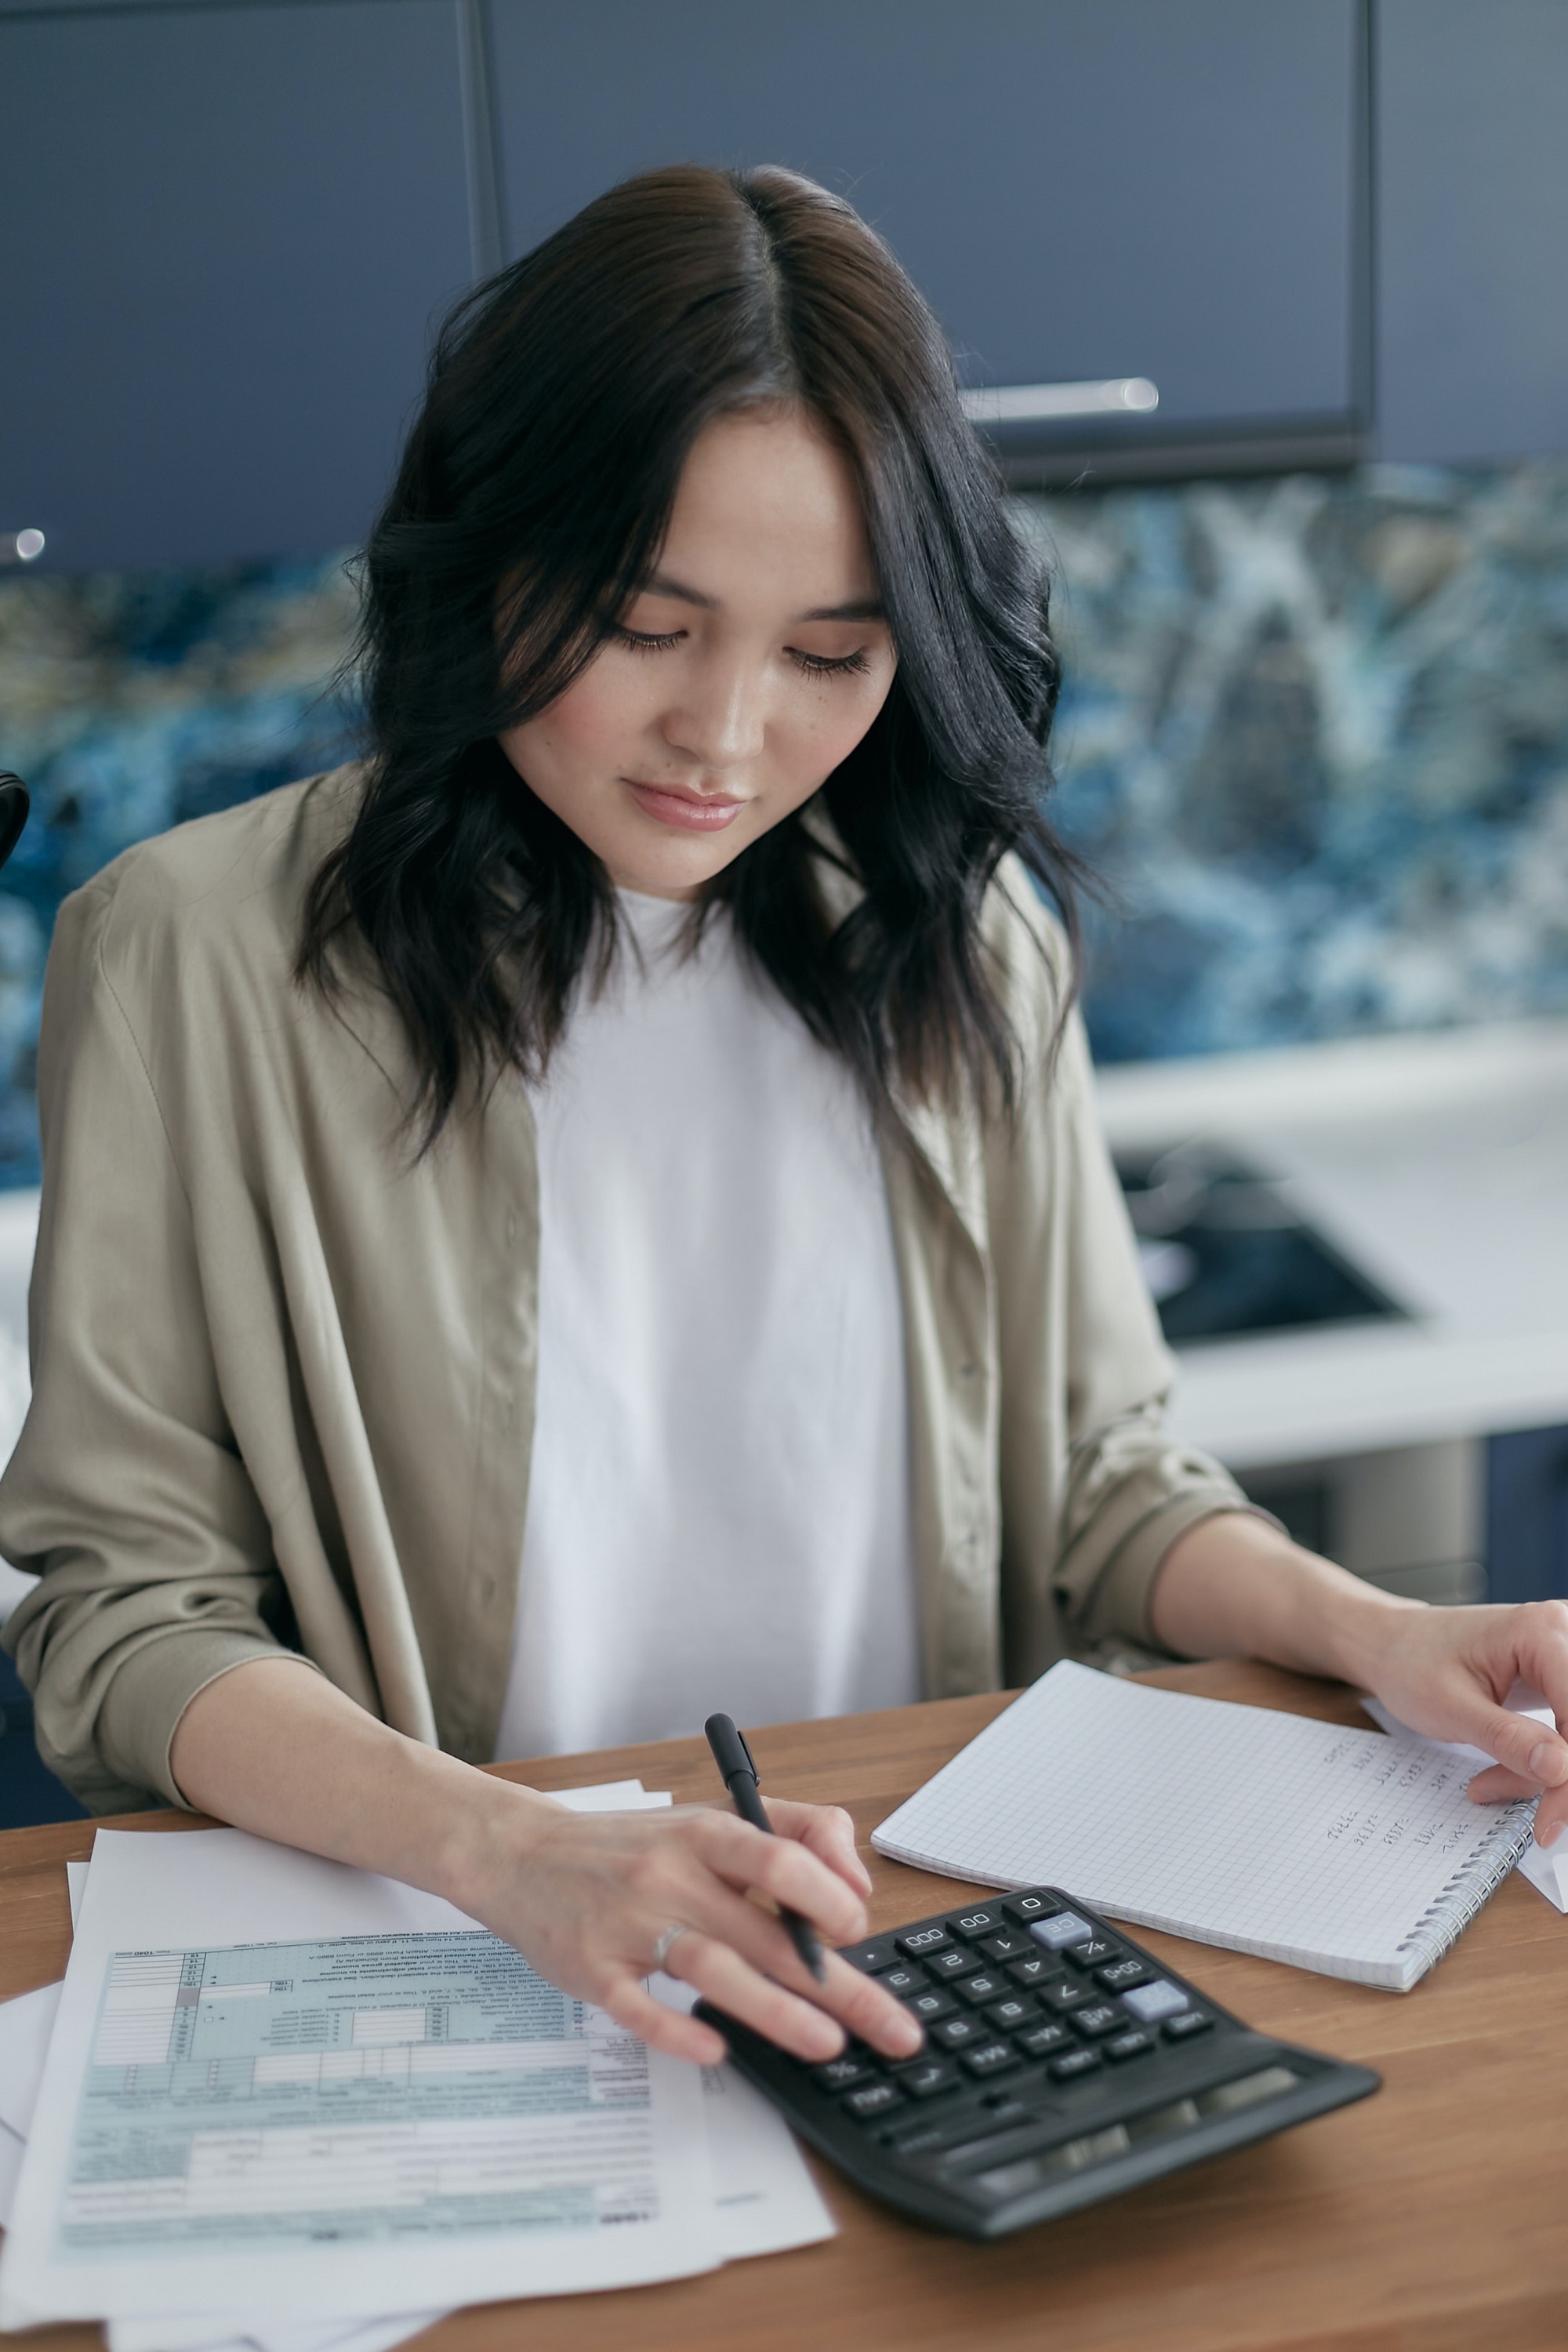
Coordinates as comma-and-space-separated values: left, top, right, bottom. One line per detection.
493, 889, 921, 1759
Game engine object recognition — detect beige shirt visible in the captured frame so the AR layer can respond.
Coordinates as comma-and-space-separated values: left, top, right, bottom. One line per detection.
0, 767, 1247, 1813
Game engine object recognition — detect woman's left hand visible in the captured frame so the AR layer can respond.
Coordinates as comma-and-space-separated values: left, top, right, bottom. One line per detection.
1153, 1515, 1568, 1847
1352, 1598, 1568, 1846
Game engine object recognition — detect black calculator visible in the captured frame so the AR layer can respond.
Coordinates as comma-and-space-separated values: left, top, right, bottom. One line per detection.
696, 1885, 1378, 2239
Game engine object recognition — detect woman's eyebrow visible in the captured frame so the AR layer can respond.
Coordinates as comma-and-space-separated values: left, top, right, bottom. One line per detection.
799, 597, 885, 622
640, 571, 884, 625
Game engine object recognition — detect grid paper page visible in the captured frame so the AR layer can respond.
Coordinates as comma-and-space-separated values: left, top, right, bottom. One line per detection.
872, 1663, 1532, 1987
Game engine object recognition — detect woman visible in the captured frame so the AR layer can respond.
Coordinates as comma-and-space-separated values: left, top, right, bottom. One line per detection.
2, 167, 1565, 2078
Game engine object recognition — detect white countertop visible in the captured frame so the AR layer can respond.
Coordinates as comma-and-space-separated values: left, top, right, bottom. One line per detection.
0, 1018, 1563, 1523
1094, 1018, 1568, 1469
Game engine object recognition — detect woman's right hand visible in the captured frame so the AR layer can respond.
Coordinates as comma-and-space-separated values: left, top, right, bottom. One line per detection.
171, 1658, 920, 2070
453, 1781, 925, 2069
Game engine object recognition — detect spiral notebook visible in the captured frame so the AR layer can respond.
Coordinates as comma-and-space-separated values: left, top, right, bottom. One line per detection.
872, 1662, 1535, 1991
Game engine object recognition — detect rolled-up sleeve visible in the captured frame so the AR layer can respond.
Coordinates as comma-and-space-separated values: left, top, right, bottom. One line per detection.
0, 880, 296, 1812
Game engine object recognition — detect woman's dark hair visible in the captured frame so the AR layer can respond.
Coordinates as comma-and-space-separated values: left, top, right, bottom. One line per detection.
301, 162, 1082, 1139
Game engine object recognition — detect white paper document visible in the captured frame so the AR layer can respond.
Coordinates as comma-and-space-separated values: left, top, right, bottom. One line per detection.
0, 1980, 60, 2147
0, 1793, 830, 2335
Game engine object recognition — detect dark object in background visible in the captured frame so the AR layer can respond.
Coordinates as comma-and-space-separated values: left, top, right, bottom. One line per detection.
1118, 1142, 1409, 1346
1487, 1426, 1568, 1605
0, 1649, 89, 1828
0, 774, 28, 871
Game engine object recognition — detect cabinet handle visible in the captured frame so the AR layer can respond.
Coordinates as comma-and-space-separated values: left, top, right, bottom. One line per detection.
1, 530, 45, 565
960, 378, 1160, 425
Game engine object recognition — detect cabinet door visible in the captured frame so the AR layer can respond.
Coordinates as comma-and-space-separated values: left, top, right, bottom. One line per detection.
1377, 0, 1568, 463
489, 0, 1359, 445
1487, 1428, 1568, 1606
0, 2, 475, 572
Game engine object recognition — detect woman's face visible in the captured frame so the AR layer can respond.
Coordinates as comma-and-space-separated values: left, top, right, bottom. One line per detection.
498, 406, 898, 898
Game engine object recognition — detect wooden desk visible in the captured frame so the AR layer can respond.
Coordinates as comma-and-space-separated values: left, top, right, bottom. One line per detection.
2, 1660, 1563, 2352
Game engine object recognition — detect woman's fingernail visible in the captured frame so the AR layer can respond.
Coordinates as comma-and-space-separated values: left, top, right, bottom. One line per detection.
1529, 1741, 1568, 1785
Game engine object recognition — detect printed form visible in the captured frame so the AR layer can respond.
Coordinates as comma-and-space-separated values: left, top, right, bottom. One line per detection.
0, 1828, 721, 2328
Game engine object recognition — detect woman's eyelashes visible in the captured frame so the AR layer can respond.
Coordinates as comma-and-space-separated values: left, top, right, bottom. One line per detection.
613, 625, 684, 654
611, 624, 872, 677
792, 647, 871, 677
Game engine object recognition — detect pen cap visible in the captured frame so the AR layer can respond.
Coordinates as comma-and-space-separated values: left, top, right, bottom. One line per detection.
705, 1712, 758, 1785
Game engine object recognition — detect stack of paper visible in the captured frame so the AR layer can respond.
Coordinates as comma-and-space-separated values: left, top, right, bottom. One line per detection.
0, 1782, 833, 2350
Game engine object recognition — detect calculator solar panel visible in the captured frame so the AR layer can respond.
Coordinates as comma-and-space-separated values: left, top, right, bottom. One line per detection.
696, 1886, 1378, 2239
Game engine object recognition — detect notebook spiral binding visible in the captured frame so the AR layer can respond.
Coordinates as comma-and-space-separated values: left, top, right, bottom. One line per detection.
1395, 1802, 1537, 1972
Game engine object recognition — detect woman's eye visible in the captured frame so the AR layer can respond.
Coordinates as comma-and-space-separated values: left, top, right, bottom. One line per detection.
613, 625, 684, 653
790, 647, 871, 677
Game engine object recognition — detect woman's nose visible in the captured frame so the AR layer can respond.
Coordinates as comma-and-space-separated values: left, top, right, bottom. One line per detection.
662, 659, 767, 771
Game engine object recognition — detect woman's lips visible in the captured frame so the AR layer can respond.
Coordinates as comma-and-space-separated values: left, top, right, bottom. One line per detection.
625, 780, 744, 832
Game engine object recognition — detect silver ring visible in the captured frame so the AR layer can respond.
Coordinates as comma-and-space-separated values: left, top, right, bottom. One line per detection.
651, 1924, 688, 1971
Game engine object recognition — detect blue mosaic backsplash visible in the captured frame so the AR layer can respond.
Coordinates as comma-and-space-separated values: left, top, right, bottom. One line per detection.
1026, 463, 1568, 1062
1, 460, 1566, 1185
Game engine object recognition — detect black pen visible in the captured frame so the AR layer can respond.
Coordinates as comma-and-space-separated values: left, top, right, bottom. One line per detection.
705, 1712, 826, 1984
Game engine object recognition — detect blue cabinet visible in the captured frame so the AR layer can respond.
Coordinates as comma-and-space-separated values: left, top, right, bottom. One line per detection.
1487, 1428, 1568, 1606
0, 1647, 88, 1830
0, 1, 476, 572
1377, 0, 1568, 463
489, 0, 1363, 476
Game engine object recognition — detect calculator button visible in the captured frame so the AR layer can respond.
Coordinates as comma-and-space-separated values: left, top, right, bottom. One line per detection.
840, 1938, 899, 1974
1103, 2029, 1156, 2063
984, 1997, 1036, 2033
1040, 1977, 1097, 2013
904, 1987, 956, 2024
976, 1929, 1033, 1963
1029, 1911, 1095, 1951
931, 2013, 989, 2049
1002, 1892, 1062, 1926
1162, 2010, 1214, 2042
1006, 1955, 1056, 1991
1122, 1978, 1189, 2022
946, 1906, 1004, 1941
812, 2055, 874, 2090
1071, 2003, 1124, 2038
842, 2080, 905, 2121
896, 1924, 953, 1958
1096, 1958, 1153, 1992
1062, 1936, 1120, 1970
1048, 2046, 1102, 2082
954, 1971, 1007, 2007
878, 1963, 926, 1998
1014, 2020, 1073, 2058
898, 2056, 962, 2100
960, 2040, 1021, 2080
926, 1945, 985, 1981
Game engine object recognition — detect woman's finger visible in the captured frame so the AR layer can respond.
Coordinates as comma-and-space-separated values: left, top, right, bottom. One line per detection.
597, 1973, 729, 2067
632, 1853, 916, 2056
683, 1809, 869, 1942
664, 1931, 920, 2065
766, 1797, 879, 1891
761, 1798, 873, 1897
1466, 1761, 1537, 1804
